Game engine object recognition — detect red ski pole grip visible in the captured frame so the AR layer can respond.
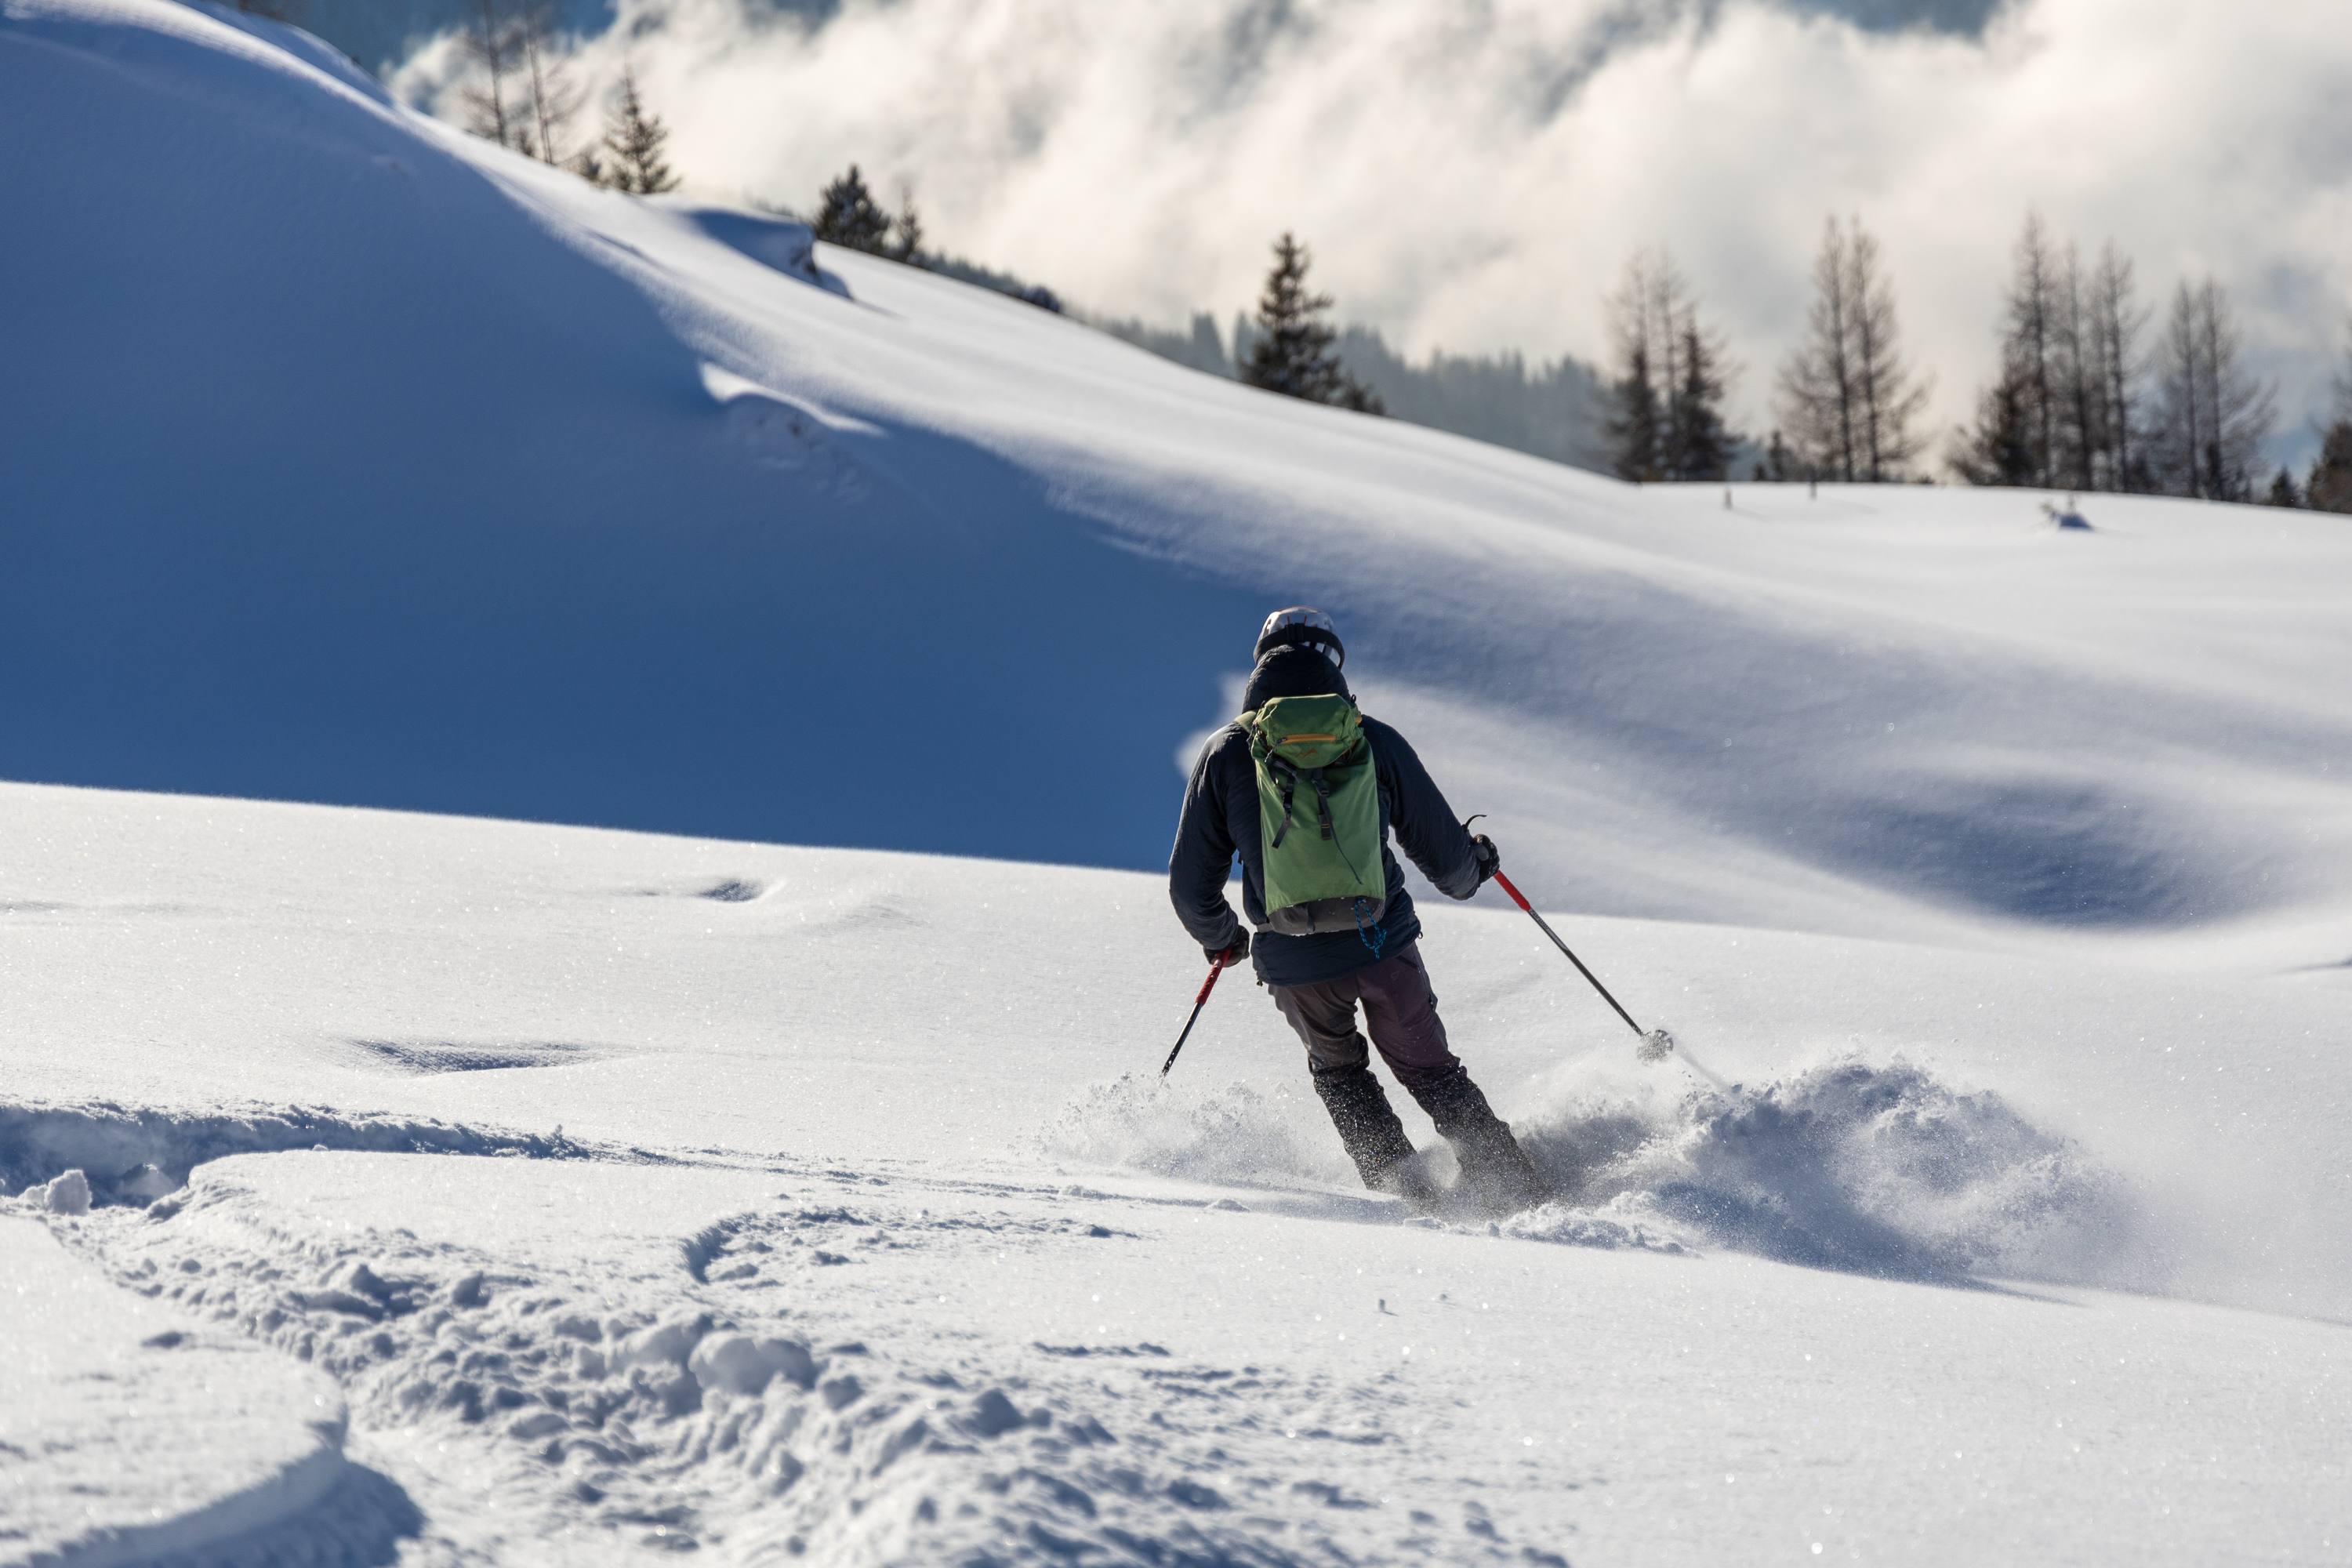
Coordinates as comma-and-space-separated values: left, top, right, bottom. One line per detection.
1492, 871, 1534, 913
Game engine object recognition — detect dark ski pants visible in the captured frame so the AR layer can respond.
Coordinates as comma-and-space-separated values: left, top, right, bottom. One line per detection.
1269, 944, 1463, 1092
1271, 944, 1547, 1207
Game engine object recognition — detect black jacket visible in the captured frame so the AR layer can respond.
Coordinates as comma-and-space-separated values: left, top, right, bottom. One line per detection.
1168, 648, 1483, 988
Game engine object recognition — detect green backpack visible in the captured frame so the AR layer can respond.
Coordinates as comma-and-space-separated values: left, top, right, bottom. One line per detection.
1245, 693, 1387, 938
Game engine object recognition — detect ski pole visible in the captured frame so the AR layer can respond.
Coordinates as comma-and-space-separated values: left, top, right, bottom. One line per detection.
1490, 872, 1675, 1062
1160, 951, 1230, 1078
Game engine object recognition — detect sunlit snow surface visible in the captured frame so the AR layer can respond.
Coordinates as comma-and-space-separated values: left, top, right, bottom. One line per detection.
3, 0, 2351, 1563
4, 786, 2348, 1565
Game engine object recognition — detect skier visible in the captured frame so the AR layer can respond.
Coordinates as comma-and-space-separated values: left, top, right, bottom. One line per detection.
1167, 608, 1551, 1214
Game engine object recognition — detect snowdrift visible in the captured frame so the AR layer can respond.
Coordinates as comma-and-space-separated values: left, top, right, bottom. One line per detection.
0, 1216, 419, 1568
9, 0, 2352, 952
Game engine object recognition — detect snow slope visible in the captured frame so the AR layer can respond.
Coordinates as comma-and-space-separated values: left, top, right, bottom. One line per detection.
9, 0, 2352, 953
2, 783, 2347, 1563
3, 2, 2350, 1563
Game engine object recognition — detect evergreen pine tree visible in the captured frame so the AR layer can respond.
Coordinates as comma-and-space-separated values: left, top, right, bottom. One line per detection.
1948, 370, 2036, 486
1243, 232, 1335, 400
2310, 322, 2352, 513
2307, 419, 2352, 513
1605, 313, 1661, 483
1608, 249, 1737, 481
1239, 234, 1382, 413
1605, 252, 1659, 479
888, 191, 924, 263
1669, 316, 1738, 481
1607, 348, 1661, 482
811, 166, 894, 253
596, 69, 680, 195
2263, 468, 2303, 507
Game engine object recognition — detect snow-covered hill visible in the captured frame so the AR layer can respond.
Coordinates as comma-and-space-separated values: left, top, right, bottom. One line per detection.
2, 2, 2350, 1564
11, 0, 2352, 952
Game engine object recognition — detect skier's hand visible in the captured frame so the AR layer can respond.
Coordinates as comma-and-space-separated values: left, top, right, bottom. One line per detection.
1207, 932, 1250, 967
1471, 833, 1501, 886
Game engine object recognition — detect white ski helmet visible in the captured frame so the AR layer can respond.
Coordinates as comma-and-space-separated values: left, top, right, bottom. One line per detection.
1254, 607, 1344, 669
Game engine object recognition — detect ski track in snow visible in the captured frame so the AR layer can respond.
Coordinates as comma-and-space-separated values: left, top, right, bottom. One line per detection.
6, 1044, 2141, 1291
0, 1051, 2162, 1565
9, 1087, 2337, 1566
20, 1154, 1591, 1567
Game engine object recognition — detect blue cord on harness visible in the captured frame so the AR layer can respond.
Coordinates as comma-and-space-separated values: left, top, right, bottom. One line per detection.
1353, 898, 1386, 960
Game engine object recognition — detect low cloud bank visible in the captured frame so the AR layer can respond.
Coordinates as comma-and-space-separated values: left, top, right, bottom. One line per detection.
394, 0, 2352, 460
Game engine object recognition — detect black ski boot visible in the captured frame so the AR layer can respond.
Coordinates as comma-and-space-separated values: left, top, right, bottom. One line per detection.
1408, 1069, 1553, 1216
1312, 1065, 1432, 1206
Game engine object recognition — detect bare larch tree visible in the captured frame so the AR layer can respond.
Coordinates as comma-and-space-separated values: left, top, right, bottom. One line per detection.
1778, 216, 1928, 483
2152, 278, 2276, 501
459, 0, 581, 167
2088, 244, 2151, 491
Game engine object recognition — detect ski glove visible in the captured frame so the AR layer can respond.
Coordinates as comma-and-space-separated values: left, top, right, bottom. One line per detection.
1471, 833, 1502, 886
1207, 932, 1250, 967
